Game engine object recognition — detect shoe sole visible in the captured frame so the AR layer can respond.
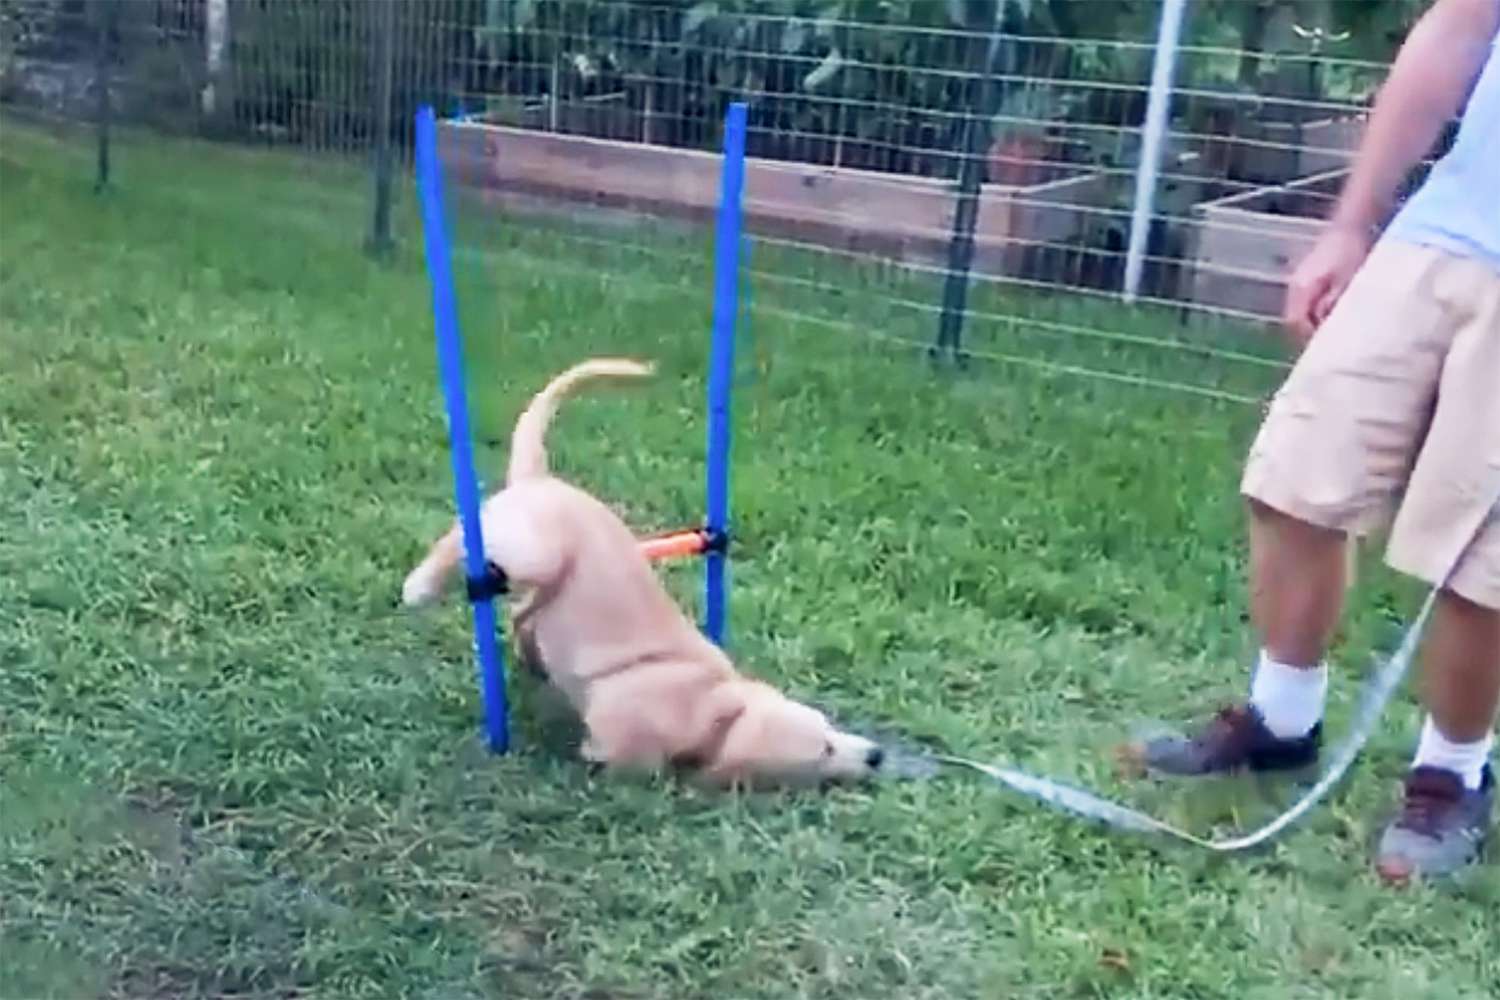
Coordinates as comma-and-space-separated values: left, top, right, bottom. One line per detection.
1374, 830, 1489, 886
1114, 740, 1320, 783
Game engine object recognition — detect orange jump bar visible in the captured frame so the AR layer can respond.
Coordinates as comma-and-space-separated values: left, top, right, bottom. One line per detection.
639, 529, 711, 562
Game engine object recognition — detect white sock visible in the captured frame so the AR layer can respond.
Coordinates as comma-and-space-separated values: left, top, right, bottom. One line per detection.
1249, 650, 1327, 739
1411, 716, 1493, 791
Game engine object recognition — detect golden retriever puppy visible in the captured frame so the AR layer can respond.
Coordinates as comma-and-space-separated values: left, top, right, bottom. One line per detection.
402, 358, 884, 788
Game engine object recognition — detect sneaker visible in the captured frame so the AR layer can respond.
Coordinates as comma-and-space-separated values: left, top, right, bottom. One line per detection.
1134, 704, 1322, 776
1374, 765, 1493, 883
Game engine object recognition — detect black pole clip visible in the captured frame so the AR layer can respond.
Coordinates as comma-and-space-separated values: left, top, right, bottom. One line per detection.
465, 561, 509, 603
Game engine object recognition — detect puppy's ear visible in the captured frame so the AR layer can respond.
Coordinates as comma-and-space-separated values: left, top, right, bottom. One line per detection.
688, 686, 757, 789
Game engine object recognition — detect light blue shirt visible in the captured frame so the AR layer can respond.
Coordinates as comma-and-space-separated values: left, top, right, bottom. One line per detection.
1384, 30, 1500, 270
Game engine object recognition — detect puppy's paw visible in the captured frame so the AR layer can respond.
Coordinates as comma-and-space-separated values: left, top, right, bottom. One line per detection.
401, 567, 442, 607
579, 737, 608, 764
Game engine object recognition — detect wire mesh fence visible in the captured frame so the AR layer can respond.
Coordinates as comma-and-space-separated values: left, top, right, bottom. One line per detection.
1, 0, 1439, 404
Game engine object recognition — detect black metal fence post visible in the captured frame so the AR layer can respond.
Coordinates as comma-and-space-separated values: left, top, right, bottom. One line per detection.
368, 0, 397, 258
934, 3, 1006, 366
93, 0, 115, 192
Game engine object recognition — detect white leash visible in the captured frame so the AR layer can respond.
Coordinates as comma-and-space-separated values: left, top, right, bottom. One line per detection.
938, 492, 1499, 852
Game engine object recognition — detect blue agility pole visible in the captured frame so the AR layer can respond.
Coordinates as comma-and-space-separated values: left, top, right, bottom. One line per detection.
703, 102, 747, 647
414, 105, 510, 753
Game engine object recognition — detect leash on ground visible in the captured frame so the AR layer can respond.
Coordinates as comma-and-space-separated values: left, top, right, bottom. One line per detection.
937, 490, 1500, 852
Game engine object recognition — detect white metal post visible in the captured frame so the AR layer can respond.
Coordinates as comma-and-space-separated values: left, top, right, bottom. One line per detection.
202, 0, 228, 116
1122, 0, 1188, 303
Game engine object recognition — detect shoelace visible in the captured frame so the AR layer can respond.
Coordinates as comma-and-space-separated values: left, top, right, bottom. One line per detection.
1397, 769, 1463, 837
1194, 707, 1259, 764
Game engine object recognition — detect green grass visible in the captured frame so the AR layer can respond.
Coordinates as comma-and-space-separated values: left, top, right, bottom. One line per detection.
2, 117, 1497, 1000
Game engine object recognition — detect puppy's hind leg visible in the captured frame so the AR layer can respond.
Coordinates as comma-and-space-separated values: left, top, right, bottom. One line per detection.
402, 521, 464, 607
403, 488, 563, 608
580, 699, 667, 776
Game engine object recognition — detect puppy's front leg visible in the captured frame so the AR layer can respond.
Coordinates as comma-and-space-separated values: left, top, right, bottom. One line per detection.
401, 521, 464, 607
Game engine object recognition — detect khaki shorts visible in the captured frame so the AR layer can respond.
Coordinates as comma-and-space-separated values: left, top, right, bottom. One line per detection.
1242, 241, 1500, 610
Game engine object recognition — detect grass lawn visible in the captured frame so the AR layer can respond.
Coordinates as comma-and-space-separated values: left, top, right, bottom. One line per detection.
2, 117, 1497, 1000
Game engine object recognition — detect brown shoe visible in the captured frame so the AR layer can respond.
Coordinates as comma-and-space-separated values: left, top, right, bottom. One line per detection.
1135, 704, 1321, 776
1374, 766, 1493, 884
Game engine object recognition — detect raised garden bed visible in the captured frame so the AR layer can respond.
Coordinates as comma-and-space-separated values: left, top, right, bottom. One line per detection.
1232, 115, 1365, 184
437, 118, 1108, 281
1193, 109, 1365, 186
1186, 167, 1347, 319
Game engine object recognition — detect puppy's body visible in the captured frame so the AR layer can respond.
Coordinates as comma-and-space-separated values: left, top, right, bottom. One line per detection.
403, 360, 881, 787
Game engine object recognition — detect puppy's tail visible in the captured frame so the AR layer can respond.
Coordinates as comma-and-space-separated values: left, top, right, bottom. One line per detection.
507, 358, 654, 484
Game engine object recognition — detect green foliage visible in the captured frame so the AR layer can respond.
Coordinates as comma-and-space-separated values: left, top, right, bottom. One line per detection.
0, 0, 66, 75
4, 0, 1424, 164
0, 0, 80, 104
1329, 0, 1426, 60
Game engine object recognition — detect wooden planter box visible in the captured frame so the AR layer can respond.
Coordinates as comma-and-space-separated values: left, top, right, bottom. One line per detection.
1228, 116, 1365, 185
483, 92, 642, 141
1186, 167, 1346, 319
437, 119, 1108, 280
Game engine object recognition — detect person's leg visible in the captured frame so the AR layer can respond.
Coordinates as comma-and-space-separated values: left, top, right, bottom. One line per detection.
1373, 258, 1500, 881
1374, 590, 1500, 882
1241, 500, 1348, 741
1135, 499, 1347, 775
1138, 241, 1454, 777
1248, 500, 1349, 669
1421, 591, 1500, 749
